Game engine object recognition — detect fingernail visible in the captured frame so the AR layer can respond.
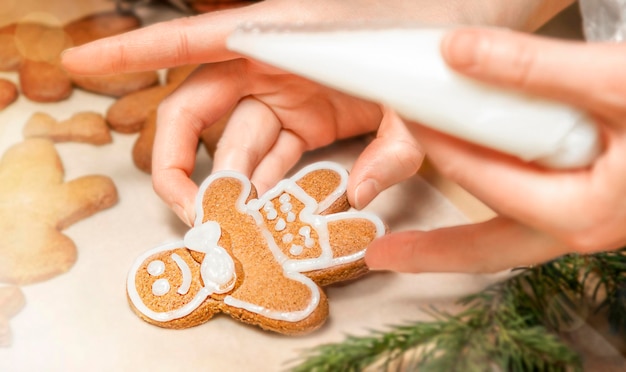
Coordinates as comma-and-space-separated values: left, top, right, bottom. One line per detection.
59, 47, 75, 62
354, 179, 379, 210
442, 30, 484, 69
173, 203, 193, 227
363, 245, 386, 271
59, 47, 76, 72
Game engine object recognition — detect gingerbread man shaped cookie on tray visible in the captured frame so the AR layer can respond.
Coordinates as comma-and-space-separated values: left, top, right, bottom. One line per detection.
127, 161, 386, 335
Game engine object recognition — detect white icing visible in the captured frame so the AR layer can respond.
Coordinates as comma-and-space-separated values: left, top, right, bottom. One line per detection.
290, 244, 303, 256
171, 253, 192, 295
184, 221, 221, 253
200, 245, 236, 293
263, 201, 278, 220
182, 220, 236, 292
152, 279, 170, 296
280, 202, 292, 213
274, 218, 286, 231
279, 193, 290, 203
282, 233, 294, 243
147, 260, 165, 276
290, 161, 348, 213
129, 162, 386, 324
298, 226, 315, 248
267, 209, 278, 220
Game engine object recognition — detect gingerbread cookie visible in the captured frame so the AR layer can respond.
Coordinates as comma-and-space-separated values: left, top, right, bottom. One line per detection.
0, 139, 118, 284
106, 64, 199, 133
0, 286, 25, 347
0, 11, 157, 102
0, 78, 18, 110
23, 112, 112, 145
63, 11, 158, 97
105, 64, 227, 173
127, 161, 386, 334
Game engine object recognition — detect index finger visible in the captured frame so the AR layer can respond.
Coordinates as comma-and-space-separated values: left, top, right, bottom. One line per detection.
61, 2, 262, 75
152, 61, 246, 226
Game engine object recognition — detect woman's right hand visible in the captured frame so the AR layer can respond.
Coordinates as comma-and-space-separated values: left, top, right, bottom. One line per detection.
61, 0, 572, 225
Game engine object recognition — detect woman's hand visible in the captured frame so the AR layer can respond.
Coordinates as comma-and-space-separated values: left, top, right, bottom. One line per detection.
150, 58, 418, 226
61, 0, 476, 225
366, 27, 626, 273
61, 0, 573, 227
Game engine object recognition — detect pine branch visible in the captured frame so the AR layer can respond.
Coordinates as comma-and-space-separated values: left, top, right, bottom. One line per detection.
583, 250, 626, 334
289, 279, 580, 371
289, 248, 626, 371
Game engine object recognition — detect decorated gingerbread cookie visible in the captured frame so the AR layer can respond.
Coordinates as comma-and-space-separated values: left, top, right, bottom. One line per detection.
127, 161, 386, 334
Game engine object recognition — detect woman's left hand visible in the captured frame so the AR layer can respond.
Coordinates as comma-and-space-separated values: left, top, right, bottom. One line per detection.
366, 27, 626, 273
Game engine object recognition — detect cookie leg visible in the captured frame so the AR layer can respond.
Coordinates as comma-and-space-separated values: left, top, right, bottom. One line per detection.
0, 224, 77, 285
303, 213, 386, 286
222, 265, 329, 335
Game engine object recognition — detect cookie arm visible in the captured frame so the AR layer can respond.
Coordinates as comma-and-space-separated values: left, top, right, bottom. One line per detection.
325, 212, 387, 260
194, 173, 257, 225
54, 175, 118, 229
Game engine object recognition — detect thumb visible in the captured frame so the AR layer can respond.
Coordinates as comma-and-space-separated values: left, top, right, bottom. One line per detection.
348, 108, 424, 209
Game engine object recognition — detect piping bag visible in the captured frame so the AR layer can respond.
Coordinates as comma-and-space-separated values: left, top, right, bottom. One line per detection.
226, 23, 601, 169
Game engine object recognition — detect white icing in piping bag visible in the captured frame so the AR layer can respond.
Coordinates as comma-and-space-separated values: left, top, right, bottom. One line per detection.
227, 24, 601, 168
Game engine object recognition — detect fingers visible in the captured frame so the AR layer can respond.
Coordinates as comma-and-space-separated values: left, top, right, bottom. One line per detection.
410, 124, 586, 232
212, 97, 283, 177
365, 217, 569, 273
441, 27, 626, 119
211, 96, 307, 193
152, 62, 245, 225
348, 109, 425, 209
250, 130, 307, 193
61, 4, 261, 74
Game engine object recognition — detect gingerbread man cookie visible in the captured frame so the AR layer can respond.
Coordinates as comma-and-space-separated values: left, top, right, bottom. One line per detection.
0, 139, 118, 284
0, 286, 25, 347
127, 162, 386, 334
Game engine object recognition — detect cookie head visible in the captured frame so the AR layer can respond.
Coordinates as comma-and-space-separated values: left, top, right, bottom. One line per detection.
127, 244, 220, 328
128, 221, 239, 328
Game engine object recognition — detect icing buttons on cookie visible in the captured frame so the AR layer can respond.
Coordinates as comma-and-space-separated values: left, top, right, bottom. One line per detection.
290, 244, 304, 256
147, 260, 165, 276
274, 218, 287, 231
282, 233, 294, 244
152, 278, 170, 296
263, 201, 278, 220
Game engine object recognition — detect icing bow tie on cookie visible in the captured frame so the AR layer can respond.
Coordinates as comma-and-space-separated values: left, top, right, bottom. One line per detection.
127, 161, 386, 335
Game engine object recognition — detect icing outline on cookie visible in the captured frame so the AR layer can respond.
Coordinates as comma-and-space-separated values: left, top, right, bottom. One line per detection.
127, 161, 386, 324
